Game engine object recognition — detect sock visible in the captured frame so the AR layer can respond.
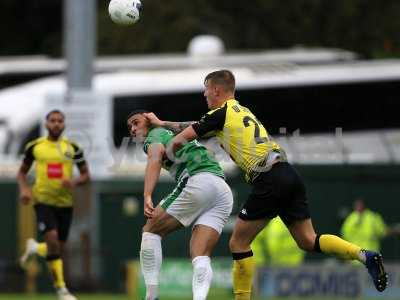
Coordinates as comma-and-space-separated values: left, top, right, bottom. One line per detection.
316, 234, 362, 261
232, 251, 255, 300
46, 255, 66, 289
358, 249, 367, 264
192, 256, 213, 300
140, 232, 162, 300
37, 243, 48, 257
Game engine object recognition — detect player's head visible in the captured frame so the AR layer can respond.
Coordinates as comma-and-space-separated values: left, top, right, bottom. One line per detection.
45, 110, 65, 140
353, 197, 366, 213
204, 70, 235, 109
127, 109, 150, 140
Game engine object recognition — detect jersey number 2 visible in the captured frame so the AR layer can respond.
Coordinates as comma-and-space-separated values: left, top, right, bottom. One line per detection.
243, 116, 268, 144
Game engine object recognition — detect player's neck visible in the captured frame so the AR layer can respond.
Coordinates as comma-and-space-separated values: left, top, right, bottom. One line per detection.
47, 135, 61, 142
215, 97, 233, 108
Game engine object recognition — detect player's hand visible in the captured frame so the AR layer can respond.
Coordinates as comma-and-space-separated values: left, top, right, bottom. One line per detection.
144, 113, 164, 127
61, 179, 75, 189
144, 195, 155, 218
20, 188, 32, 205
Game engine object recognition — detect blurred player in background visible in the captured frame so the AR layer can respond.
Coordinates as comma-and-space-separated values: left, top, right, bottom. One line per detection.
145, 69, 388, 300
18, 110, 90, 300
127, 110, 233, 300
251, 216, 305, 267
342, 197, 400, 257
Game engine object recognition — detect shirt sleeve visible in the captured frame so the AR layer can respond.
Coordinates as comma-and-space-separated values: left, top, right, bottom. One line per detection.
22, 142, 35, 165
71, 143, 87, 168
143, 128, 173, 153
192, 104, 227, 138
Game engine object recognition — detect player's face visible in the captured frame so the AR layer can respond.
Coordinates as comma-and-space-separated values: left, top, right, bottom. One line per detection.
203, 81, 219, 109
354, 199, 365, 213
127, 114, 149, 140
45, 112, 65, 139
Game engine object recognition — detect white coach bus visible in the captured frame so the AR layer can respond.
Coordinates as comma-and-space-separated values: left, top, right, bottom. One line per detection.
0, 48, 400, 175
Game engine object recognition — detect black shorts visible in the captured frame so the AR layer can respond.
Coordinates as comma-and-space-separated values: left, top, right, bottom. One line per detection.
239, 162, 310, 225
34, 204, 73, 242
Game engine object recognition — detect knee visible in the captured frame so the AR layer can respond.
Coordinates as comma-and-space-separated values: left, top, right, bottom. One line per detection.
45, 231, 60, 254
229, 235, 247, 253
142, 223, 163, 237
143, 219, 157, 233
296, 233, 317, 252
228, 236, 236, 252
190, 245, 211, 259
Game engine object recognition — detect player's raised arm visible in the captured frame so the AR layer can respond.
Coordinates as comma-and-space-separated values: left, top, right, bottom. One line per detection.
166, 126, 199, 159
166, 105, 226, 157
144, 112, 195, 134
143, 143, 165, 218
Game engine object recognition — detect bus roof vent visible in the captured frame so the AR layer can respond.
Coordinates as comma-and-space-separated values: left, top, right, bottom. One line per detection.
187, 35, 225, 57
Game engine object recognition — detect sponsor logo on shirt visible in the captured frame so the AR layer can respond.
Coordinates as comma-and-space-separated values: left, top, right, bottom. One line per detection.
47, 163, 63, 179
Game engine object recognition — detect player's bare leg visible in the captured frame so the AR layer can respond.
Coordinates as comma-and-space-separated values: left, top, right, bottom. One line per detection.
42, 230, 76, 300
286, 218, 317, 251
288, 218, 387, 291
288, 218, 363, 259
189, 224, 220, 300
229, 218, 269, 300
140, 205, 183, 300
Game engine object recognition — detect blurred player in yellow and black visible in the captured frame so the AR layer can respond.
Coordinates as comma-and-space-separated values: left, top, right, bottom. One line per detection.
145, 70, 388, 300
17, 110, 90, 300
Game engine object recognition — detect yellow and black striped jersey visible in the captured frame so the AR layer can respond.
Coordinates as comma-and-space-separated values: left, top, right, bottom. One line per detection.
23, 136, 86, 207
192, 99, 286, 183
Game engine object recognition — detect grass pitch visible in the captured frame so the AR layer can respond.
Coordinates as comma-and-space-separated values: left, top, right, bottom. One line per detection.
0, 295, 393, 300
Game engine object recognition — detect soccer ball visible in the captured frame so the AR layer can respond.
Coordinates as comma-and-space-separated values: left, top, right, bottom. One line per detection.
108, 0, 142, 26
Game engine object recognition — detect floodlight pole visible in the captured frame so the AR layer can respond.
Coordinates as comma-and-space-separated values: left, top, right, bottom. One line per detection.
64, 0, 96, 90
61, 0, 102, 284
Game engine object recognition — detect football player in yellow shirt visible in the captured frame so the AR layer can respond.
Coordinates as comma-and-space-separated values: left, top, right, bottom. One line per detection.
145, 70, 388, 299
18, 110, 90, 300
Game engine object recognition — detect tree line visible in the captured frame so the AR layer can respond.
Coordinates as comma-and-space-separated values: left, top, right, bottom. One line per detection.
0, 0, 399, 58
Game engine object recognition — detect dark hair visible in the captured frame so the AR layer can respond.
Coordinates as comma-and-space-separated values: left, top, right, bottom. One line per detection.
204, 69, 235, 92
46, 109, 65, 120
126, 109, 150, 121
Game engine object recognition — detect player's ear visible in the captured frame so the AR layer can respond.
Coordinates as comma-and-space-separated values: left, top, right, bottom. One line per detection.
214, 84, 223, 95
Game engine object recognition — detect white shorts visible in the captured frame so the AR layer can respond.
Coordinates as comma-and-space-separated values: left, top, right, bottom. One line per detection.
159, 172, 233, 234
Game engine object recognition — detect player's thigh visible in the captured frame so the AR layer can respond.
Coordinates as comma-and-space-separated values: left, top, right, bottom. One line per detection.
229, 218, 269, 252
160, 173, 231, 229
193, 174, 233, 234
55, 206, 73, 242
239, 169, 280, 221
34, 204, 58, 237
143, 205, 183, 237
190, 224, 220, 258
276, 162, 311, 226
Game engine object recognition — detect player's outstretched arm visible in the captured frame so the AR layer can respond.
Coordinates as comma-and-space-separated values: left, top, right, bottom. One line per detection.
144, 112, 195, 134
166, 126, 198, 158
143, 143, 165, 218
